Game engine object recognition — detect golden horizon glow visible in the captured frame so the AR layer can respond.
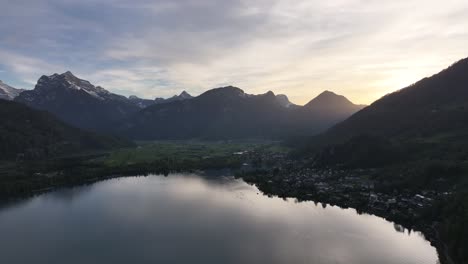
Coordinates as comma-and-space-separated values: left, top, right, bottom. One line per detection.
0, 1, 467, 105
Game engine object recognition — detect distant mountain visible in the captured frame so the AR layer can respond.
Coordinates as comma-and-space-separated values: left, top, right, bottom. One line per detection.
12, 70, 362, 139
285, 91, 366, 137
128, 95, 156, 108
302, 59, 468, 264
154, 90, 193, 104
129, 91, 194, 109
305, 57, 468, 167
15, 72, 140, 132
303, 91, 365, 116
311, 57, 468, 146
117, 86, 285, 139
0, 99, 131, 160
0, 80, 24, 100
117, 86, 362, 140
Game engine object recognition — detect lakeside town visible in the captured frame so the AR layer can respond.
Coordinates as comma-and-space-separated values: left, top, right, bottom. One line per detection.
234, 149, 454, 247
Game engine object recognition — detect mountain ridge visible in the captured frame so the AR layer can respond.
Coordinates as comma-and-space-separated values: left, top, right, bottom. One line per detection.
0, 80, 24, 100
117, 86, 363, 140
299, 56, 468, 171
15, 71, 141, 132
311, 57, 468, 146
12, 71, 363, 139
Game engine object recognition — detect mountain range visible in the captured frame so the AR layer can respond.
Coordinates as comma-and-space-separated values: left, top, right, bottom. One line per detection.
116, 86, 364, 140
3, 57, 468, 264
11, 73, 364, 140
129, 90, 194, 108
5, 57, 468, 156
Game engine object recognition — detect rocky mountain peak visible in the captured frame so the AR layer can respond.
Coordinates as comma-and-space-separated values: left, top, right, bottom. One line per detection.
0, 80, 24, 100
63, 70, 75, 77
305, 90, 354, 109
179, 90, 193, 99
35, 72, 110, 99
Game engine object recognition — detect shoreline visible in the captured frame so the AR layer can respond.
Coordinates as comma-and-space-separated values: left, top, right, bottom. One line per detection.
0, 165, 456, 264
236, 170, 455, 264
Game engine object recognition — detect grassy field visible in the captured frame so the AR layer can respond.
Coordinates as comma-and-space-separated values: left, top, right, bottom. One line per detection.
0, 140, 289, 201
102, 140, 289, 167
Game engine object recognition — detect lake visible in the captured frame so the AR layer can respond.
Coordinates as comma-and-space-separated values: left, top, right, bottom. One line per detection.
0, 173, 439, 264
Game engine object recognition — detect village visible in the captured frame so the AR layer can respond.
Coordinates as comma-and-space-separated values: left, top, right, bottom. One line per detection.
236, 149, 450, 231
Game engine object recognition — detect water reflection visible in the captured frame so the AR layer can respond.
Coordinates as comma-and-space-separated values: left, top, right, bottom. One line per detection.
0, 173, 439, 264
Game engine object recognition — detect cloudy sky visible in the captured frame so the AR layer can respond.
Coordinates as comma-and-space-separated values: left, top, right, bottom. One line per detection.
0, 0, 467, 104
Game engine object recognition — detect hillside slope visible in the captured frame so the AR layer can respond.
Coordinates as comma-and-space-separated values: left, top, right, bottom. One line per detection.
310, 57, 468, 147
0, 99, 131, 160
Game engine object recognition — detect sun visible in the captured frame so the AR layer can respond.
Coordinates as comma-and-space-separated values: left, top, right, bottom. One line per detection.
390, 70, 423, 90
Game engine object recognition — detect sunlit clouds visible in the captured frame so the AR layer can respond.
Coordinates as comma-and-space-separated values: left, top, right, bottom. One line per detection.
0, 0, 467, 104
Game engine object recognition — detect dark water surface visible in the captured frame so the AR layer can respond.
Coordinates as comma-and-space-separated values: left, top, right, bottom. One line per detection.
0, 173, 439, 264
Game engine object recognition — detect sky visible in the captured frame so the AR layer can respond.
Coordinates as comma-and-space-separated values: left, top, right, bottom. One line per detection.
0, 0, 467, 105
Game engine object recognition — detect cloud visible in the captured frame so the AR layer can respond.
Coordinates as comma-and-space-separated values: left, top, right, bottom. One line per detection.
0, 0, 467, 104
0, 49, 66, 84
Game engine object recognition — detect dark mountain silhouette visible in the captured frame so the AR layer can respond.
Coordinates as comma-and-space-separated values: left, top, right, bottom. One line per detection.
15, 72, 140, 132
117, 86, 286, 139
0, 99, 131, 160
301, 58, 468, 264
302, 57, 468, 169
289, 91, 366, 136
0, 80, 24, 100
117, 86, 363, 140
156, 90, 193, 104
12, 71, 362, 140
310, 57, 468, 147
129, 91, 194, 108
303, 91, 365, 117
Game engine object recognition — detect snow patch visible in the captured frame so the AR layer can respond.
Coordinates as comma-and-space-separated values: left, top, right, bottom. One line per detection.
0, 81, 24, 100
83, 89, 104, 100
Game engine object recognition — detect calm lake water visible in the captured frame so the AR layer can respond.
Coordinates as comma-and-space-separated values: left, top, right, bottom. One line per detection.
0, 173, 439, 264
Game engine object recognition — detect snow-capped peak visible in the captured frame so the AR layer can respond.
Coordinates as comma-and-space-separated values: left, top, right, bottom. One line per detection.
0, 80, 24, 100
35, 72, 111, 100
